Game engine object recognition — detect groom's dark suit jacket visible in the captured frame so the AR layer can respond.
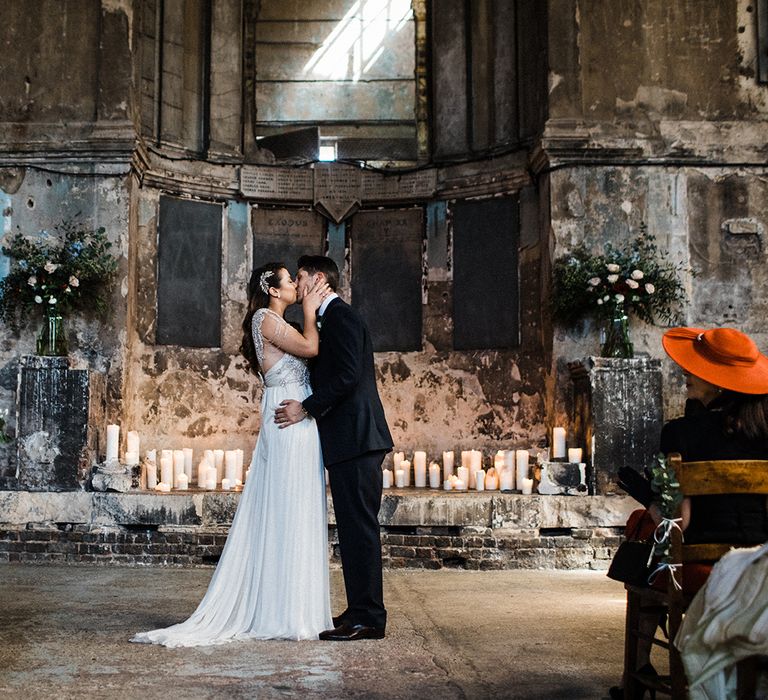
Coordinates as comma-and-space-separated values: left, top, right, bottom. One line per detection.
302, 297, 393, 466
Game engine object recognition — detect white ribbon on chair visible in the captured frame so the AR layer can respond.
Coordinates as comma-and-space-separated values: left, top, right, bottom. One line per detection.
646, 517, 684, 590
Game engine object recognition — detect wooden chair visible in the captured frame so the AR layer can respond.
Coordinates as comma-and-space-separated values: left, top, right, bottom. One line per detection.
622, 453, 768, 699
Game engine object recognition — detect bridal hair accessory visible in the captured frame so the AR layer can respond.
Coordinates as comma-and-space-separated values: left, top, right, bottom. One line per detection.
259, 270, 273, 294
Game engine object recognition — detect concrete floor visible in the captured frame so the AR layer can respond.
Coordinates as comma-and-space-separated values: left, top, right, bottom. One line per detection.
0, 565, 648, 700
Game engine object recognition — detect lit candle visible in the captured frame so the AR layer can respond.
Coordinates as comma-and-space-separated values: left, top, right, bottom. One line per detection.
177, 473, 189, 490
156, 481, 171, 493
442, 451, 455, 480
429, 462, 441, 489
124, 451, 139, 466
457, 466, 469, 489
213, 449, 224, 483
475, 469, 486, 491
221, 477, 231, 491
235, 479, 242, 489
443, 478, 452, 491
515, 450, 529, 489
469, 450, 482, 488
400, 460, 411, 487
461, 450, 471, 469
205, 466, 217, 490
161, 449, 173, 463
145, 461, 157, 490
224, 450, 238, 482
183, 448, 193, 480
504, 450, 515, 471
146, 449, 157, 465
126, 431, 140, 461
160, 456, 173, 486
196, 458, 209, 487
413, 451, 427, 487
235, 449, 244, 483
382, 468, 393, 488
395, 469, 405, 488
485, 467, 499, 491
173, 450, 185, 488
494, 451, 505, 471
392, 451, 405, 470
568, 447, 583, 464
454, 478, 466, 491
521, 477, 534, 495
552, 427, 566, 459
106, 424, 120, 463
499, 467, 514, 491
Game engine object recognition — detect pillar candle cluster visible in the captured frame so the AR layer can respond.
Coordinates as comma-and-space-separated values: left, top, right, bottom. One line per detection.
104, 423, 248, 493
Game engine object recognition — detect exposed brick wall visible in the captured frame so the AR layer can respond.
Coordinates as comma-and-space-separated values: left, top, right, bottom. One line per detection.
0, 523, 623, 570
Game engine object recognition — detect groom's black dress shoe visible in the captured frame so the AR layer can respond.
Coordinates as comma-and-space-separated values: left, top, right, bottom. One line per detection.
332, 614, 346, 628
319, 622, 385, 641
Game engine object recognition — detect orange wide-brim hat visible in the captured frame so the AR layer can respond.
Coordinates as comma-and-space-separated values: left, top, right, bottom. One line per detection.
662, 327, 768, 395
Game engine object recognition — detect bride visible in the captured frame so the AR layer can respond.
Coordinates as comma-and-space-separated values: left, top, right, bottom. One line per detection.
131, 262, 333, 646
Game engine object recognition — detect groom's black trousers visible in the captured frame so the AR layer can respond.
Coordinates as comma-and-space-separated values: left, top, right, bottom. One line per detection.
327, 449, 387, 630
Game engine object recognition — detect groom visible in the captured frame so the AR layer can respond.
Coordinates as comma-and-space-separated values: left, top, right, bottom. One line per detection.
275, 255, 393, 641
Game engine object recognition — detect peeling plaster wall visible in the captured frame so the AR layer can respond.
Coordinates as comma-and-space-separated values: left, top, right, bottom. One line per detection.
545, 0, 768, 425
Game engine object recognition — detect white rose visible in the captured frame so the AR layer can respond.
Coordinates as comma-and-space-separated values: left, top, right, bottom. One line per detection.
606, 263, 620, 273
603, 295, 610, 302
27, 276, 37, 286
48, 296, 57, 304
588, 277, 601, 286
69, 275, 79, 287
607, 274, 619, 283
34, 295, 42, 304
631, 269, 644, 280
626, 279, 639, 289
645, 283, 655, 294
65, 287, 72, 293
44, 261, 59, 273
615, 293, 625, 302
597, 298, 604, 305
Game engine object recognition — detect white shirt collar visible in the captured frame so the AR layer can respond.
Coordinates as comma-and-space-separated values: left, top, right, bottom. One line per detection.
318, 293, 338, 317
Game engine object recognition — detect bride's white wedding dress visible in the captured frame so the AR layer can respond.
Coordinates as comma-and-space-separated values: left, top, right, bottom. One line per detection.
131, 308, 332, 646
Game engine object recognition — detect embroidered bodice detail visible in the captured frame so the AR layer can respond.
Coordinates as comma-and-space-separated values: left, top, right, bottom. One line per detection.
252, 308, 310, 388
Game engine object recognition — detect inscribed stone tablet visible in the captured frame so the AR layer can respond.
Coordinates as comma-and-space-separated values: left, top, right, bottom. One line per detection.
313, 164, 362, 223
351, 209, 423, 351
157, 196, 223, 347
362, 169, 437, 202
452, 198, 519, 349
240, 165, 313, 201
252, 208, 325, 326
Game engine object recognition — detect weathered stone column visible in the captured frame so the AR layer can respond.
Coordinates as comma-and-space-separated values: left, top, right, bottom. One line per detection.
16, 356, 105, 491
568, 357, 662, 495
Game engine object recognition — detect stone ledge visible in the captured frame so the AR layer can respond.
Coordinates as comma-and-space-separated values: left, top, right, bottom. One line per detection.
0, 489, 637, 529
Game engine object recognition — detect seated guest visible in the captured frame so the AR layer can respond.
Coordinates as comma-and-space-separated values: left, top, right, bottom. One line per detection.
611, 326, 768, 699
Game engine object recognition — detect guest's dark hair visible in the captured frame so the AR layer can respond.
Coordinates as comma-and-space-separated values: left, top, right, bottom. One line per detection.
240, 262, 285, 376
719, 391, 768, 442
297, 255, 339, 291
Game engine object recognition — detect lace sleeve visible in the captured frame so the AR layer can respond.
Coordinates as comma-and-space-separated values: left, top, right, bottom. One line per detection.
260, 310, 288, 350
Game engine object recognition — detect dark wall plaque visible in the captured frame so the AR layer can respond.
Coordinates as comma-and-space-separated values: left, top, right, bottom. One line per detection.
252, 208, 325, 325
351, 209, 423, 352
157, 196, 223, 347
452, 197, 519, 349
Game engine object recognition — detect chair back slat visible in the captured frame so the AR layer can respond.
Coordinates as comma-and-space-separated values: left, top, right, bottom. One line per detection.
673, 457, 768, 496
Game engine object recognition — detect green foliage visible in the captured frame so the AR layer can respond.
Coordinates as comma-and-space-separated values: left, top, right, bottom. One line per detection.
0, 221, 118, 331
553, 225, 688, 326
649, 453, 684, 561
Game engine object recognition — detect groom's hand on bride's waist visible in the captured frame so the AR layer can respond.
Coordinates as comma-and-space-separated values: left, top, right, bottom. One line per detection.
275, 400, 308, 428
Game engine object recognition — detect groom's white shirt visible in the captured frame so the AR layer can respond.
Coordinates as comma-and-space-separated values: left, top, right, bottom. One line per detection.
318, 293, 338, 317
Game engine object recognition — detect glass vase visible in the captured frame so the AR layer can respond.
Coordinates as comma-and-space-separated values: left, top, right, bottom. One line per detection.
600, 307, 634, 359
36, 310, 68, 357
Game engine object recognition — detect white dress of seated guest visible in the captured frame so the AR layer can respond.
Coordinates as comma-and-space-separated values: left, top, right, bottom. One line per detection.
131, 308, 332, 646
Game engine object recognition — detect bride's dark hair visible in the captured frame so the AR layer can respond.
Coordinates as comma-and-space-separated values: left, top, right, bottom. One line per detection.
240, 262, 285, 375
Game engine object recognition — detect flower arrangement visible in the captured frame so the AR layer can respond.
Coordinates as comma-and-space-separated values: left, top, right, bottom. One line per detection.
0, 221, 118, 332
552, 227, 688, 356
554, 228, 687, 325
